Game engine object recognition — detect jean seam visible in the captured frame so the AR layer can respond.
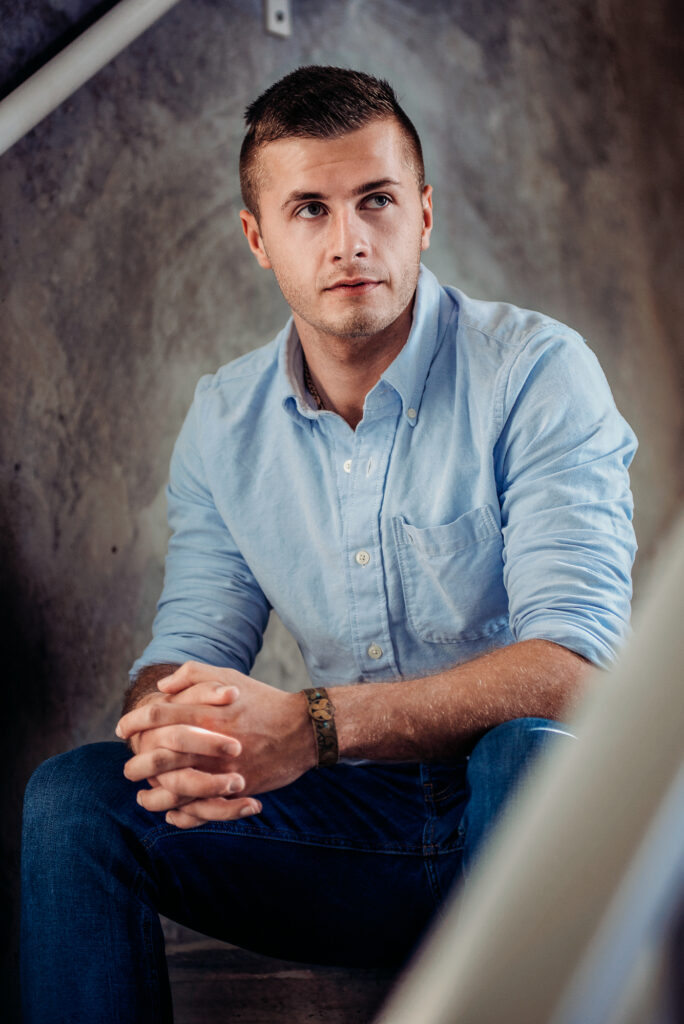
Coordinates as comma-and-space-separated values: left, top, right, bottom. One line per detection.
117, 865, 163, 1019
423, 855, 445, 906
142, 824, 426, 856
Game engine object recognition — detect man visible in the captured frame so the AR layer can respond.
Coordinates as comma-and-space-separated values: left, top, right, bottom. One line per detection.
22, 67, 637, 1020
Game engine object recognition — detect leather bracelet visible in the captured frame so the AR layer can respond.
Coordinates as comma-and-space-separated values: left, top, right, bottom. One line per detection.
302, 687, 339, 767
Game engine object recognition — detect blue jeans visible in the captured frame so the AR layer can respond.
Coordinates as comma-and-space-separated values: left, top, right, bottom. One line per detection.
21, 717, 572, 1022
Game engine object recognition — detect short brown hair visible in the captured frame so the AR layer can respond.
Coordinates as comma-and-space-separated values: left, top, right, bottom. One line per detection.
239, 66, 425, 218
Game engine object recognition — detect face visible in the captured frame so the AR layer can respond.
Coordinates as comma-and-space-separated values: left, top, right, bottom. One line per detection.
240, 119, 433, 350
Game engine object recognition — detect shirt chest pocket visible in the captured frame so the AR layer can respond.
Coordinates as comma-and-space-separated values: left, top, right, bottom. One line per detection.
392, 505, 509, 644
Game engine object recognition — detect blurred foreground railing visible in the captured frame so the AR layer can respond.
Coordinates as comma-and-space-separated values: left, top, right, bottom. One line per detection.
376, 516, 684, 1024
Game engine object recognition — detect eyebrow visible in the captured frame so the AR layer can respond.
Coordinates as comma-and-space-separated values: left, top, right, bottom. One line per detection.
281, 178, 402, 211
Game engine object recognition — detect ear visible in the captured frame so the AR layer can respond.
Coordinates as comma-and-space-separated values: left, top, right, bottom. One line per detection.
420, 185, 434, 252
240, 209, 272, 269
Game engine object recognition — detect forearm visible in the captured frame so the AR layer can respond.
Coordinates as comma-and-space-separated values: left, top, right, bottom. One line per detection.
331, 639, 591, 762
115, 640, 591, 828
121, 663, 181, 717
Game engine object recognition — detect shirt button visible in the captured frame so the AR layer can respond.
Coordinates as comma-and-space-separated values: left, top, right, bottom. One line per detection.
343, 459, 352, 473
407, 407, 417, 420
368, 643, 383, 660
355, 550, 371, 566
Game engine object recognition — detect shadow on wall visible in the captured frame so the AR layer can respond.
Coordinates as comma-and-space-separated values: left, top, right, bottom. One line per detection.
0, 542, 54, 998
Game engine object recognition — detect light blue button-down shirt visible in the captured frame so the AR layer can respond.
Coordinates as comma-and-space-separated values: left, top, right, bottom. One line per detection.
132, 265, 637, 686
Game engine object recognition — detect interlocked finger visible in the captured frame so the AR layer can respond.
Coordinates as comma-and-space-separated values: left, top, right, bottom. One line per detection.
137, 770, 243, 812
157, 661, 243, 696
124, 748, 199, 782
165, 795, 263, 828
137, 724, 241, 759
154, 766, 245, 799
118, 701, 233, 742
169, 681, 240, 707
136, 786, 198, 812
164, 808, 208, 829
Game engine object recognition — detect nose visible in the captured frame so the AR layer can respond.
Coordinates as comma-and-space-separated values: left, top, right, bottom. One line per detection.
327, 208, 369, 263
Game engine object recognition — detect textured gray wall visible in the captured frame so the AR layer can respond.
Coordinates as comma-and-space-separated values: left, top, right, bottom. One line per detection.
2, 0, 683, 1014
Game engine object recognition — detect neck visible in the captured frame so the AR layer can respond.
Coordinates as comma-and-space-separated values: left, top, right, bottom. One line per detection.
296, 305, 413, 430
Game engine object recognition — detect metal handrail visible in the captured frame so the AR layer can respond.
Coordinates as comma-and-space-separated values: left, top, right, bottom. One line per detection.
0, 0, 184, 158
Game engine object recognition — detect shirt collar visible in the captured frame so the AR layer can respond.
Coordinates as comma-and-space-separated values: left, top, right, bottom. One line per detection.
278, 321, 318, 425
380, 263, 444, 426
278, 263, 447, 427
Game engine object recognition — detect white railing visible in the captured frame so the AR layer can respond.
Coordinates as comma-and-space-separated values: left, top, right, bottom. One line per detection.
0, 0, 184, 158
375, 515, 684, 1024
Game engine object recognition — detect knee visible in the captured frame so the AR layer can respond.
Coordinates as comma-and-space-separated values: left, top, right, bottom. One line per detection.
468, 717, 575, 779
476, 716, 574, 749
23, 742, 130, 833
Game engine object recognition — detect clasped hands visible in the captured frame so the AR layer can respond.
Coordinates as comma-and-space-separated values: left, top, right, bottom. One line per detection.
116, 662, 316, 829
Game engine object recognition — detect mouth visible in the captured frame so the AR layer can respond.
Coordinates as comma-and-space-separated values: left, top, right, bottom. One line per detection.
324, 278, 381, 295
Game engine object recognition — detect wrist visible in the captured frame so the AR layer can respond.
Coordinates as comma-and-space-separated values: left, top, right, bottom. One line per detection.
285, 690, 319, 772
121, 662, 181, 717
300, 686, 339, 767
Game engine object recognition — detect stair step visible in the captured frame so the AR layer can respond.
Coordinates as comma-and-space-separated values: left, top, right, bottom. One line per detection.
168, 943, 397, 1023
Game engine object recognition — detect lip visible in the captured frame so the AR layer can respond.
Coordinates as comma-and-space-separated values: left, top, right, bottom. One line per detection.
325, 278, 381, 293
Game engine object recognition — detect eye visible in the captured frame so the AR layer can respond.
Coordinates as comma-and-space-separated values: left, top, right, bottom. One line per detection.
364, 194, 392, 209
296, 202, 326, 220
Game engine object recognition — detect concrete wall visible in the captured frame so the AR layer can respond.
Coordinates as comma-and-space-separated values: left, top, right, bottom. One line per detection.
2, 0, 682, 1014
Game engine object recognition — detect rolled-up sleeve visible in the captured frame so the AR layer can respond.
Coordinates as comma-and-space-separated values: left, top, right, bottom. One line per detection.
130, 380, 270, 679
495, 327, 637, 667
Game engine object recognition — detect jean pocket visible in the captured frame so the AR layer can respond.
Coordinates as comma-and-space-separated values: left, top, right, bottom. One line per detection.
392, 505, 509, 644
